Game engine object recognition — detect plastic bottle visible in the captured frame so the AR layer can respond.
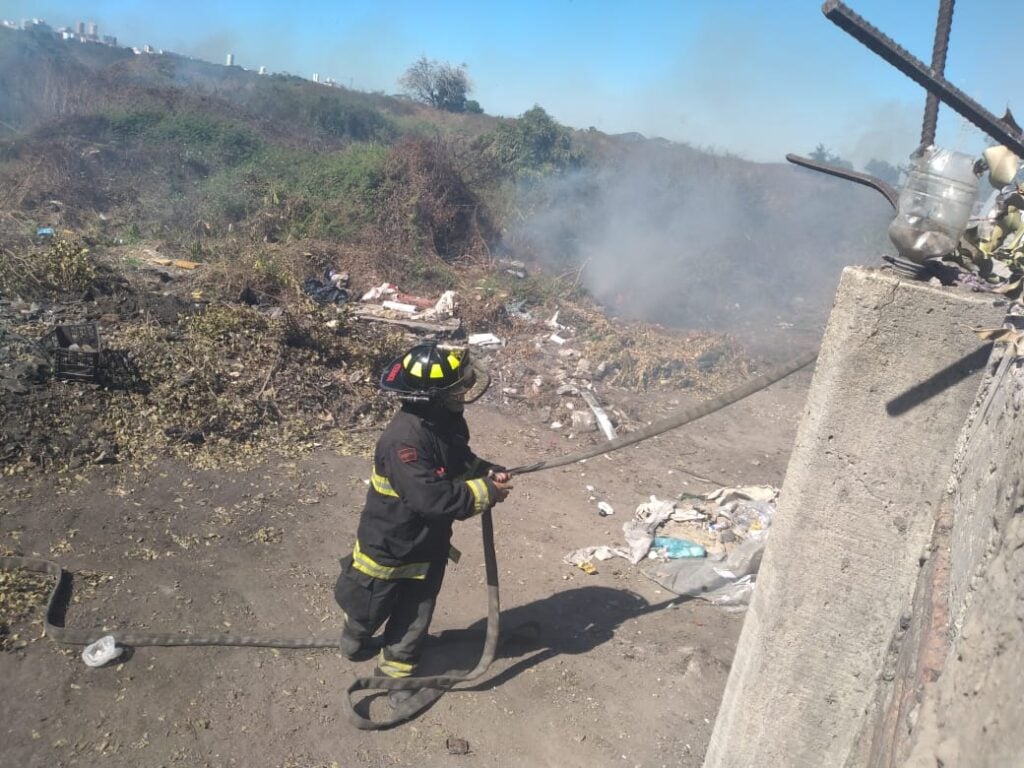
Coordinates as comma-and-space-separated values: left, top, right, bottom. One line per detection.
888, 146, 979, 263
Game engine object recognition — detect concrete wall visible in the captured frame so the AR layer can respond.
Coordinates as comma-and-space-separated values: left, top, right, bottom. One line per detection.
704, 268, 1006, 768
871, 317, 1024, 768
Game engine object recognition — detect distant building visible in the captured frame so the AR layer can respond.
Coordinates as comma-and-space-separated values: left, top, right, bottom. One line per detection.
75, 21, 84, 35
258, 66, 267, 75
87, 21, 97, 37
226, 52, 234, 66
312, 72, 319, 83
102, 35, 117, 46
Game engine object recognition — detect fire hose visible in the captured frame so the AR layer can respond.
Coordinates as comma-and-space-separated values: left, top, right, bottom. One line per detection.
0, 349, 817, 729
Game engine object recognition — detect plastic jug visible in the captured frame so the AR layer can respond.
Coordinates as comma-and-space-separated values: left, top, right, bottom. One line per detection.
888, 146, 979, 262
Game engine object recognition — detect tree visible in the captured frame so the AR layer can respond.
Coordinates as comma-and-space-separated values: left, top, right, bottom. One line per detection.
483, 106, 581, 178
399, 57, 476, 113
808, 143, 853, 170
864, 158, 904, 187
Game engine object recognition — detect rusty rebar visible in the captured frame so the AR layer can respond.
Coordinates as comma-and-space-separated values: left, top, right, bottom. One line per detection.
785, 153, 898, 209
921, 0, 955, 147
822, 0, 1024, 157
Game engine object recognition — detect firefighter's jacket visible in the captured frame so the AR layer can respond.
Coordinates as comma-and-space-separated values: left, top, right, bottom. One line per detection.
352, 403, 499, 580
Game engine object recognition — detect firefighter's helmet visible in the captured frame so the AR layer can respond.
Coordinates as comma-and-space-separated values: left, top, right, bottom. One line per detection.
379, 343, 489, 403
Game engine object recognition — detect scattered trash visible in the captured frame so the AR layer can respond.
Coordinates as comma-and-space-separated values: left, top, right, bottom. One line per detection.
546, 310, 567, 330
651, 536, 706, 559
564, 545, 621, 574
423, 290, 457, 320
82, 635, 123, 667
446, 736, 471, 756
644, 536, 765, 607
709, 574, 756, 607
44, 323, 101, 382
351, 305, 460, 334
35, 226, 55, 239
468, 333, 502, 347
623, 497, 675, 563
302, 270, 350, 305
723, 499, 774, 538
579, 390, 617, 440
153, 258, 201, 270
360, 282, 399, 302
381, 300, 418, 314
394, 292, 436, 310
571, 410, 597, 432
561, 487, 779, 608
669, 505, 707, 524
704, 485, 777, 505
597, 501, 614, 517
549, 333, 567, 345
500, 259, 528, 279
505, 299, 532, 320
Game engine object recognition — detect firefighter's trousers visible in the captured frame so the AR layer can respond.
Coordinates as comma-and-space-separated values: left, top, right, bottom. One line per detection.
334, 555, 446, 678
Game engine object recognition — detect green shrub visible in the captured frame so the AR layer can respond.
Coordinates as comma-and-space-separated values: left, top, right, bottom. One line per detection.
200, 143, 389, 239
104, 110, 260, 165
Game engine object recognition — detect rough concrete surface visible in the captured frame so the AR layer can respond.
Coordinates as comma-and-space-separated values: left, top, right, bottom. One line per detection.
703, 268, 1006, 768
898, 322, 1024, 768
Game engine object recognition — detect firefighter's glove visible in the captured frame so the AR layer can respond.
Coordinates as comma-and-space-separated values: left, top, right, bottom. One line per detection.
490, 477, 513, 504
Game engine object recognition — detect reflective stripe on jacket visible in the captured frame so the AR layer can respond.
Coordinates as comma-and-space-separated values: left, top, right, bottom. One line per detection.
353, 404, 499, 570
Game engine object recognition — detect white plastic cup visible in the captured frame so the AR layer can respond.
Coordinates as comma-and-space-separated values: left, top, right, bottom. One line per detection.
82, 635, 123, 667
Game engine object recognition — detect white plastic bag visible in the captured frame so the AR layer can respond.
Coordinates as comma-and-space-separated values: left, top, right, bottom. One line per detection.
82, 635, 123, 668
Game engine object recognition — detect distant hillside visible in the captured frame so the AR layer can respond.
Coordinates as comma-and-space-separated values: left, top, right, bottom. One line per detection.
0, 25, 894, 335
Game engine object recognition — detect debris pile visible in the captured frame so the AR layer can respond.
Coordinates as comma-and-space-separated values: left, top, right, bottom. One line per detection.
472, 303, 746, 443
1, 232, 747, 475
564, 485, 779, 608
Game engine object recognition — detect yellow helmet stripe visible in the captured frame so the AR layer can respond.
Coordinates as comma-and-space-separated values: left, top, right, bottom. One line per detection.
430, 363, 444, 379
447, 352, 461, 370
410, 361, 423, 378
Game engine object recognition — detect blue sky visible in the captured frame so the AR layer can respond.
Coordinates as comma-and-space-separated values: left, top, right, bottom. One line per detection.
5, 1, 1018, 167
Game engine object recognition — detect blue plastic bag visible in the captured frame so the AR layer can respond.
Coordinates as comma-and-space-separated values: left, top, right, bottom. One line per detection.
652, 536, 705, 559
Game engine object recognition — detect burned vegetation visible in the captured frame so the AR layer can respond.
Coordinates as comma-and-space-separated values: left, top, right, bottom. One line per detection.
0, 24, 885, 477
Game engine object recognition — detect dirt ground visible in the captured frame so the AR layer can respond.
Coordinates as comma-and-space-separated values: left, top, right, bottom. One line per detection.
0, 366, 812, 768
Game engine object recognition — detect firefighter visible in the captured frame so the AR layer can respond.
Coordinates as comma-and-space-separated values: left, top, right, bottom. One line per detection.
334, 342, 512, 706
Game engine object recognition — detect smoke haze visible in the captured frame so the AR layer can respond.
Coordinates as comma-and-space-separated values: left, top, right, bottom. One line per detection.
510, 141, 894, 346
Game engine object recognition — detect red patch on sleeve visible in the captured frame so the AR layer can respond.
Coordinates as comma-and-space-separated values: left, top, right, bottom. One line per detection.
397, 446, 418, 463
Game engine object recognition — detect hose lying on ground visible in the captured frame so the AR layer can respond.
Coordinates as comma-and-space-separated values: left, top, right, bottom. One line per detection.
0, 350, 817, 729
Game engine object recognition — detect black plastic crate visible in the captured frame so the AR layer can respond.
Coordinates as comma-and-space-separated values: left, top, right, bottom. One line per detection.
46, 324, 103, 382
